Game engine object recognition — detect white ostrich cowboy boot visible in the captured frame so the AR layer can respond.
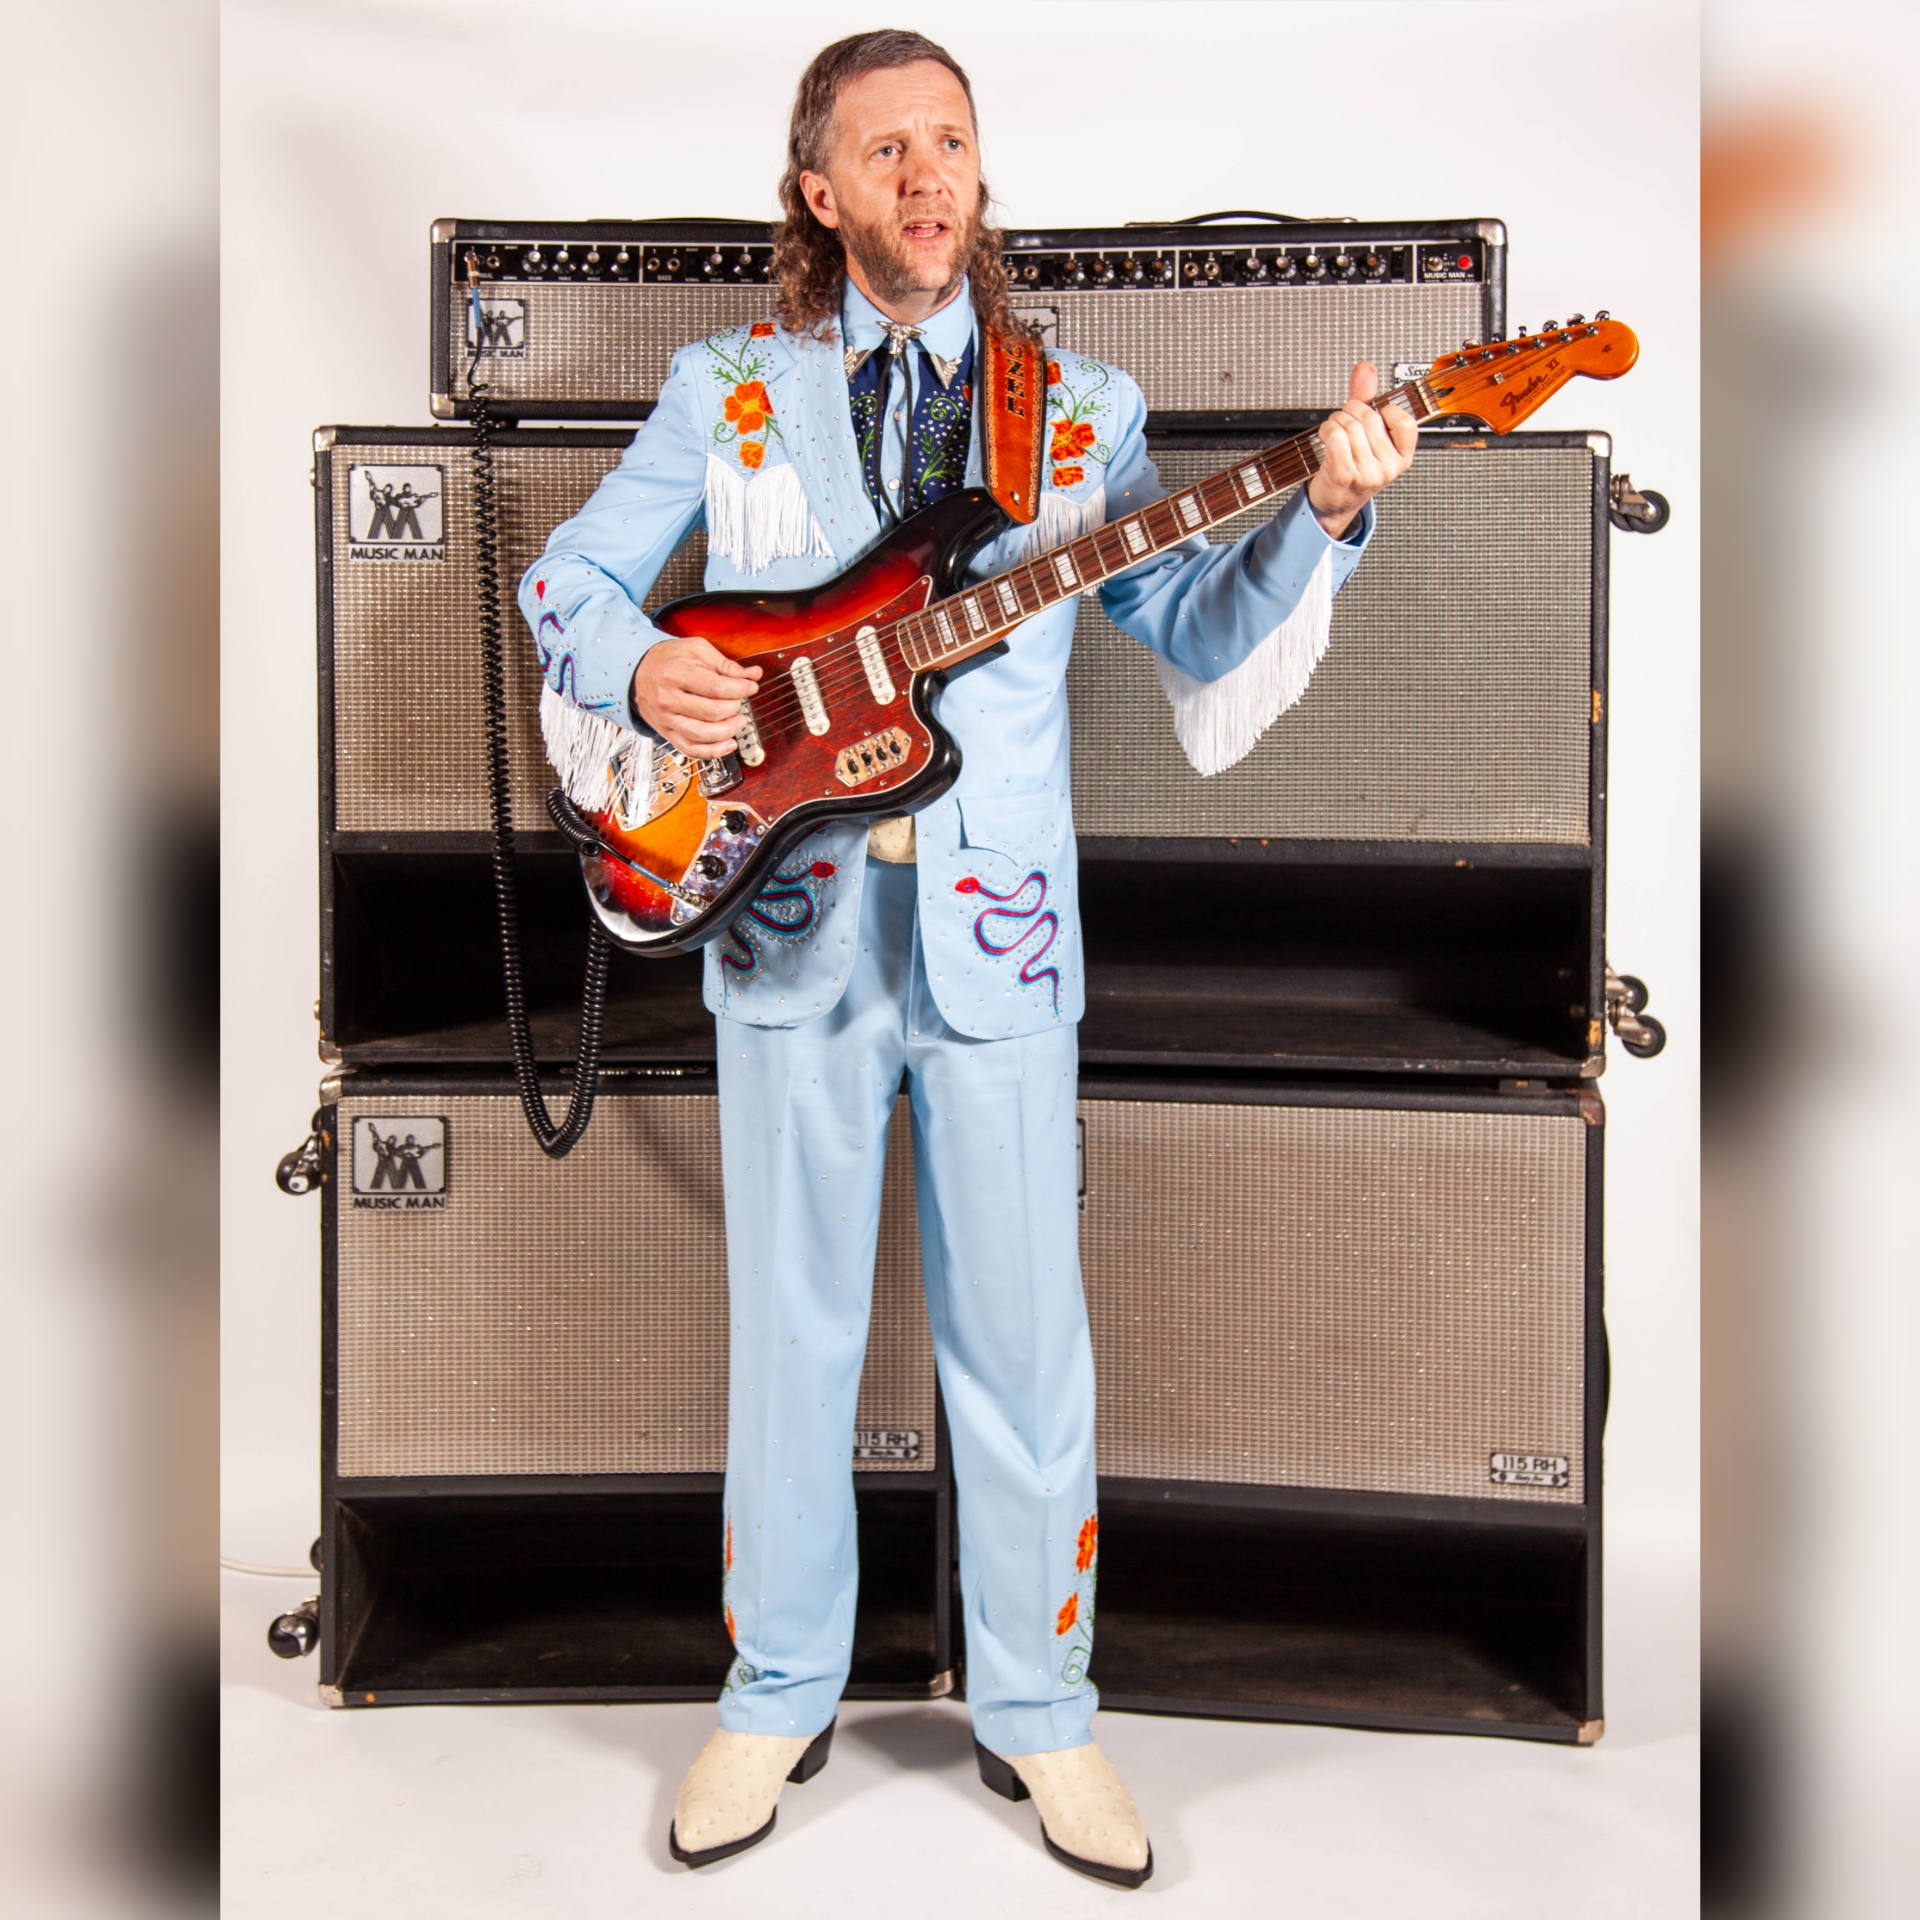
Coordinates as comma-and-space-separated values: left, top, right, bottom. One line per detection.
974, 1739, 1154, 1889
668, 1720, 836, 1869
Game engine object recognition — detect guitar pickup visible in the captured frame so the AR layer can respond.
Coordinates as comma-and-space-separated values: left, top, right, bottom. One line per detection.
855, 625, 896, 704
834, 727, 912, 788
790, 656, 830, 736
735, 699, 766, 766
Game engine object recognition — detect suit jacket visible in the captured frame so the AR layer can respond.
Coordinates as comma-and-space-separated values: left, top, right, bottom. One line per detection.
519, 301, 1372, 1038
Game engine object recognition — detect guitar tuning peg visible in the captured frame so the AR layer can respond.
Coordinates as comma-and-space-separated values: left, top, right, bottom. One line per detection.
1542, 318, 1559, 330
1514, 324, 1528, 337
1567, 313, 1585, 324
1595, 308, 1610, 320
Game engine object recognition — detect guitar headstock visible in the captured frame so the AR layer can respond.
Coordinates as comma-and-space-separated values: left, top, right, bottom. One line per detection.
1414, 313, 1639, 431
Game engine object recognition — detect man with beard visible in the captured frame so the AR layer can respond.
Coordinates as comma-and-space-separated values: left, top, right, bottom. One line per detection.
521, 28, 1414, 1886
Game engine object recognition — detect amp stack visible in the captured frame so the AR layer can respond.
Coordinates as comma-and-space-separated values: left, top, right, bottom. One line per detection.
290, 212, 1651, 1745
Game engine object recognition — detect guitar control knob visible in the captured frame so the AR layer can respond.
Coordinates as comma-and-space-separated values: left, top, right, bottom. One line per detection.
722, 810, 748, 835
697, 855, 727, 881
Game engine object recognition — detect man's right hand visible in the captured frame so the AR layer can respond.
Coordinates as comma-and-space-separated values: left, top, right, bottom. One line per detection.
630, 635, 762, 758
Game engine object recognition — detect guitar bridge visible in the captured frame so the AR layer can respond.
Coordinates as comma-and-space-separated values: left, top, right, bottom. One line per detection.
834, 727, 912, 788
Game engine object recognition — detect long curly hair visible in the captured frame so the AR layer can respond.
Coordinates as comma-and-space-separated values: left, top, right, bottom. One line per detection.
771, 30, 1032, 344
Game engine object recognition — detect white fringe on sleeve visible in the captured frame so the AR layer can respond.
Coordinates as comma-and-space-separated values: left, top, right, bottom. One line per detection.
703, 455, 835, 573
539, 683, 653, 822
1151, 549, 1334, 777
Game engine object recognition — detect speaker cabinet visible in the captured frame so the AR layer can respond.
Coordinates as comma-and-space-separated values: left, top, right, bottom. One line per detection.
318, 1075, 952, 1706
317, 1071, 1602, 1739
1075, 1076, 1605, 1743
315, 427, 1608, 1081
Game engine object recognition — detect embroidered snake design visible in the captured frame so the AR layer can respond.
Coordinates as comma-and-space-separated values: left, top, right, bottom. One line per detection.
956, 870, 1061, 1013
720, 861, 837, 979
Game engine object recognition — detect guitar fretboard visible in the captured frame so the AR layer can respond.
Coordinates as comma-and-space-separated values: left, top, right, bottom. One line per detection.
890, 380, 1433, 674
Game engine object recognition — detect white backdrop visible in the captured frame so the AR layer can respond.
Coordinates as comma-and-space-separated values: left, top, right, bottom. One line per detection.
221, 0, 1699, 1581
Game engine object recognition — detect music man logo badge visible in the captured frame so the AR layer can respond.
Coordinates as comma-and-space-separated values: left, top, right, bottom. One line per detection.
351, 1116, 447, 1210
465, 296, 527, 358
347, 464, 445, 562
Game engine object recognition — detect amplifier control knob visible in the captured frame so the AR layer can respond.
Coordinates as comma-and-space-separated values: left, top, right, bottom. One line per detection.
1365, 252, 1383, 275
1151, 256, 1171, 283
1333, 251, 1352, 274
1094, 258, 1116, 285
1244, 253, 1263, 278
555, 247, 571, 266
585, 248, 601, 266
1302, 250, 1323, 277
615, 248, 630, 268
1066, 256, 1086, 284
523, 248, 543, 270
1122, 257, 1142, 283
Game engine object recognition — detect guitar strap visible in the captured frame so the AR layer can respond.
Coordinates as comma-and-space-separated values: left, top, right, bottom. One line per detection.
980, 326, 1047, 525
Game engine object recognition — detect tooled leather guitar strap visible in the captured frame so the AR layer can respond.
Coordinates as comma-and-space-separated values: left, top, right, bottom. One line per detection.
980, 326, 1047, 525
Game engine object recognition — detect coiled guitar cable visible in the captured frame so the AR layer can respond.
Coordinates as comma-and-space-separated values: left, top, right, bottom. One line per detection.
467, 312, 607, 1157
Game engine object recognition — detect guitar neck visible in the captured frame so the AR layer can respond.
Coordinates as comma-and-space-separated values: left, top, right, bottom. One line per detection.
893, 379, 1434, 674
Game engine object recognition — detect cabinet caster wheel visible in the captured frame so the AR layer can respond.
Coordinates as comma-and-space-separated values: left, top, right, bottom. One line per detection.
1614, 973, 1650, 1014
1620, 1013, 1666, 1059
268, 1598, 320, 1660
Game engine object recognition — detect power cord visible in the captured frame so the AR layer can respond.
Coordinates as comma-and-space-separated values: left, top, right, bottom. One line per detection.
466, 274, 608, 1157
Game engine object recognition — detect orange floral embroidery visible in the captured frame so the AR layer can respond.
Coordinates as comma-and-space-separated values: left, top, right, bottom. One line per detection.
738, 440, 765, 470
1046, 359, 1062, 386
750, 321, 776, 338
1075, 1514, 1098, 1573
1055, 1591, 1079, 1637
1052, 465, 1085, 488
725, 1603, 737, 1642
725, 380, 772, 433
1052, 419, 1095, 461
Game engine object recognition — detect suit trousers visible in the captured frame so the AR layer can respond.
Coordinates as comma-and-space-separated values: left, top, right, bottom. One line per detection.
714, 854, 1100, 1755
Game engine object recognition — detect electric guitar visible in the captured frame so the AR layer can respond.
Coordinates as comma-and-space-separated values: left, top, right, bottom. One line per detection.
562, 315, 1639, 954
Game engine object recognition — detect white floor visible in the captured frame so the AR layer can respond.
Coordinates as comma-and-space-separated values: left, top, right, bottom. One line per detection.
221, 1536, 1697, 1917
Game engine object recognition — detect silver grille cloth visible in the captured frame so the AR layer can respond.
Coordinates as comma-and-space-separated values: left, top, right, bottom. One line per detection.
336, 1092, 934, 1477
1081, 1100, 1586, 1504
1068, 443, 1593, 841
328, 437, 704, 832
338, 1091, 1584, 1506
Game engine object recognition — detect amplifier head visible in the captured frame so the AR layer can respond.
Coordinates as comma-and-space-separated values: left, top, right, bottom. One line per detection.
430, 217, 1503, 422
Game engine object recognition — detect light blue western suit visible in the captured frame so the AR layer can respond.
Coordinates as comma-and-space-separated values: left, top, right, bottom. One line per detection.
521, 277, 1372, 1753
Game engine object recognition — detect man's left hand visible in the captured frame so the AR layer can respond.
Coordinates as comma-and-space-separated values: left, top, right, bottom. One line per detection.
1307, 361, 1418, 539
